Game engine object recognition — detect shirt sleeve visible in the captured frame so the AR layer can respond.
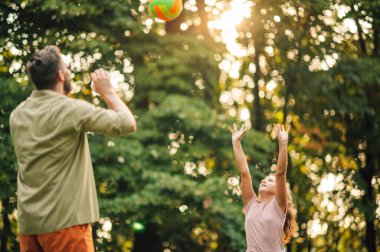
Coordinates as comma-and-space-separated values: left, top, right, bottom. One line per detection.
273, 198, 287, 218
70, 99, 134, 136
242, 195, 257, 215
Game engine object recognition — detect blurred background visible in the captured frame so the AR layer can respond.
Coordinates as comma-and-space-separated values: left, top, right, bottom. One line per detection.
0, 0, 379, 251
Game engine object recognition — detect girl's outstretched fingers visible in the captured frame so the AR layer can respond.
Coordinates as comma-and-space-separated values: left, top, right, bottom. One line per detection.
230, 123, 249, 142
240, 123, 245, 132
286, 124, 291, 133
229, 126, 234, 134
275, 124, 289, 145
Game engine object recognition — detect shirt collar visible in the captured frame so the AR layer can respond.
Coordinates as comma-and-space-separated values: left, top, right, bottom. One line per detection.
31, 89, 62, 97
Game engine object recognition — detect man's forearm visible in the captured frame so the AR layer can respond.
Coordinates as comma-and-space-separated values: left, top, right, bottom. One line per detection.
101, 90, 137, 132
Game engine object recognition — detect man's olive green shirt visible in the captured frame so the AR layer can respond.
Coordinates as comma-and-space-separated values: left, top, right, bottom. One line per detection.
10, 90, 133, 234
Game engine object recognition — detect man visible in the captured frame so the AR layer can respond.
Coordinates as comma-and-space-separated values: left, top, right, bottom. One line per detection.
9, 45, 137, 252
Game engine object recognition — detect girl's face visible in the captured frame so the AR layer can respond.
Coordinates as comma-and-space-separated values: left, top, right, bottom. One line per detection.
258, 175, 276, 195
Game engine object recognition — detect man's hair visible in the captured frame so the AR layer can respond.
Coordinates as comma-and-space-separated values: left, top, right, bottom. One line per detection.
26, 45, 63, 90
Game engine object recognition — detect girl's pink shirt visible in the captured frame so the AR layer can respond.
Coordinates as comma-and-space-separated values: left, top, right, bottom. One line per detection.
243, 196, 287, 252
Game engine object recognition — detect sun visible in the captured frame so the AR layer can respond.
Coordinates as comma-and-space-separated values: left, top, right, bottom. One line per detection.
208, 0, 252, 58
208, 0, 252, 45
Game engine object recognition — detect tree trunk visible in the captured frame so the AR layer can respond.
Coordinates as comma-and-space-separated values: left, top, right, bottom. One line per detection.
251, 51, 264, 131
351, 6, 368, 56
364, 218, 377, 252
361, 171, 377, 252
359, 111, 377, 252
373, 23, 379, 56
283, 87, 289, 125
195, 0, 210, 38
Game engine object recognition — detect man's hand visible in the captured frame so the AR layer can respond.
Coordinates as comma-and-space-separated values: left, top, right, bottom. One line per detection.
90, 69, 113, 97
275, 124, 290, 146
90, 68, 137, 132
229, 123, 249, 143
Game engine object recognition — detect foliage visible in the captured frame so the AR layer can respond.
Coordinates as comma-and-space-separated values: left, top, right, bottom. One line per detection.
1, 0, 380, 251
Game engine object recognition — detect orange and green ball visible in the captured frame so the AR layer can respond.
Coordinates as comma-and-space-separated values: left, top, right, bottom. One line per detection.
149, 0, 183, 21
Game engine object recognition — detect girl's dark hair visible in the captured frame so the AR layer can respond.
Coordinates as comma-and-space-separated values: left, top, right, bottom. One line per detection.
26, 45, 62, 89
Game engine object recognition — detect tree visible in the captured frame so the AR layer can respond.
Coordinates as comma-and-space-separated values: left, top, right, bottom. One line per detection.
1, 0, 379, 251
0, 1, 275, 251
0, 78, 32, 252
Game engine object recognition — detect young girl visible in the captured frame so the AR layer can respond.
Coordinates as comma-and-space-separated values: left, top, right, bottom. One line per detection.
230, 124, 297, 252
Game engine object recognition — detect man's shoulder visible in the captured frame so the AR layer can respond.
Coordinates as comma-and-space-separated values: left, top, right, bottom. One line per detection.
42, 94, 93, 110
11, 95, 93, 117
10, 100, 27, 119
64, 96, 95, 110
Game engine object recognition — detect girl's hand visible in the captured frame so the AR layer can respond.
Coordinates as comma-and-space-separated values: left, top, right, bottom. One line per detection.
229, 123, 249, 143
275, 124, 290, 146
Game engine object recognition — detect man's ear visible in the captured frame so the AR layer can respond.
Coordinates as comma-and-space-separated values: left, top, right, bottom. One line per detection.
57, 69, 65, 82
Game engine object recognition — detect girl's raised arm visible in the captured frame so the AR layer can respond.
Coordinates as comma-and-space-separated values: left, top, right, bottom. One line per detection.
274, 124, 290, 213
230, 124, 256, 206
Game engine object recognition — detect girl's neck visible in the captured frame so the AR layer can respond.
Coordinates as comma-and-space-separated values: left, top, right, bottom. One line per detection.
259, 193, 275, 204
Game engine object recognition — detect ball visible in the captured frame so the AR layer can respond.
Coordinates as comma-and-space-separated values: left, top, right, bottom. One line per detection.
149, 0, 183, 21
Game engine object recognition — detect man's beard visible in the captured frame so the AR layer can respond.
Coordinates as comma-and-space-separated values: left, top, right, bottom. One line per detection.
63, 71, 72, 95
